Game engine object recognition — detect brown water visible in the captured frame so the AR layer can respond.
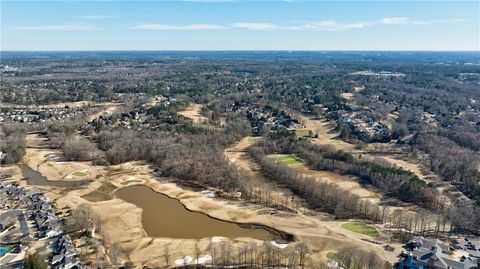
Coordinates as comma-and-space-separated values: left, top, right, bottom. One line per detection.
115, 185, 275, 240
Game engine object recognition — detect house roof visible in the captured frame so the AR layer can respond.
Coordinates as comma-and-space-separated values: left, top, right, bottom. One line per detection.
413, 247, 465, 269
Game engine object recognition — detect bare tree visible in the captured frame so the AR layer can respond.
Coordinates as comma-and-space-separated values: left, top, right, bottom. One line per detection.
194, 243, 201, 269
219, 241, 233, 266
296, 242, 308, 269
163, 246, 170, 267
109, 244, 119, 268
71, 203, 101, 237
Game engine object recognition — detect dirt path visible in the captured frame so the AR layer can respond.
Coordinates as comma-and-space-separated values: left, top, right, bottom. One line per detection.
178, 103, 208, 124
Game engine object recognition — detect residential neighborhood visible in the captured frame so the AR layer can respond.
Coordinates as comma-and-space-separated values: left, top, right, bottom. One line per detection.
0, 107, 89, 124
0, 182, 84, 269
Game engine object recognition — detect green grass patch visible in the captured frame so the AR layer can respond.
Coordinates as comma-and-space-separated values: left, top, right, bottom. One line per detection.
121, 179, 142, 185
268, 154, 304, 165
326, 252, 337, 259
72, 171, 88, 177
341, 222, 379, 237
131, 161, 146, 167
81, 182, 117, 202
247, 136, 260, 143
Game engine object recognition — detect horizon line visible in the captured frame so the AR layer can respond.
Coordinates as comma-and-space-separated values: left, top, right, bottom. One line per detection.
2, 49, 479, 53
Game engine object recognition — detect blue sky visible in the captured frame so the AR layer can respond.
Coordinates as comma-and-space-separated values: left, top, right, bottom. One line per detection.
1, 0, 479, 51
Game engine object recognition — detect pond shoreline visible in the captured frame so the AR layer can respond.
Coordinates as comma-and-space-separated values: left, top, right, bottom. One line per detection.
19, 164, 91, 188
115, 184, 294, 242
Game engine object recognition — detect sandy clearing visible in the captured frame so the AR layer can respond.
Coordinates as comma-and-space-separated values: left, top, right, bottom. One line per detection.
87, 102, 122, 121
301, 116, 360, 153
377, 155, 426, 179
178, 103, 208, 124
340, 92, 354, 100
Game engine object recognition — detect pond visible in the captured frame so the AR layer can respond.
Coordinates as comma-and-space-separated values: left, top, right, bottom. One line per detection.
20, 164, 90, 187
116, 185, 283, 240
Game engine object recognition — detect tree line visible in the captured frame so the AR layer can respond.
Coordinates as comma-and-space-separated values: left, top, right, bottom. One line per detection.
248, 132, 480, 235
1, 123, 28, 164
255, 130, 442, 210
411, 133, 480, 205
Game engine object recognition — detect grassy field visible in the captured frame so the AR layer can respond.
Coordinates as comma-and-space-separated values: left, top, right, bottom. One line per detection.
268, 154, 304, 165
341, 223, 379, 237
121, 179, 142, 185
72, 171, 88, 177
81, 182, 117, 202
247, 136, 260, 143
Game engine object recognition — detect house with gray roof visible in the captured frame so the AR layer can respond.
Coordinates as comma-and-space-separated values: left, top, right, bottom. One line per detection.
398, 237, 479, 269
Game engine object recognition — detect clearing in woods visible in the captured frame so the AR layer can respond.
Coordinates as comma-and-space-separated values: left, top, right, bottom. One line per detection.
178, 103, 208, 124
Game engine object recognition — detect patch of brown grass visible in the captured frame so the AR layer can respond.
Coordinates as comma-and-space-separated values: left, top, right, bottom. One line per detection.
81, 182, 117, 202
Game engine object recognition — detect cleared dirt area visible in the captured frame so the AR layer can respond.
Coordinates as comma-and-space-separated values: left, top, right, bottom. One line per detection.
87, 102, 122, 121
178, 103, 208, 124
340, 92, 354, 100
301, 115, 359, 153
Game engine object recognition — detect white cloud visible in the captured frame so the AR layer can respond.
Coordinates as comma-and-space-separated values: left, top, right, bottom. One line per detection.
381, 17, 429, 25
131, 16, 456, 32
13, 24, 94, 31
231, 22, 278, 30
131, 23, 226, 30
299, 20, 371, 31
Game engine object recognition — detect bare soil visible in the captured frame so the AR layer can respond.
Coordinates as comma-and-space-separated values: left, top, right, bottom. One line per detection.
178, 103, 208, 124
